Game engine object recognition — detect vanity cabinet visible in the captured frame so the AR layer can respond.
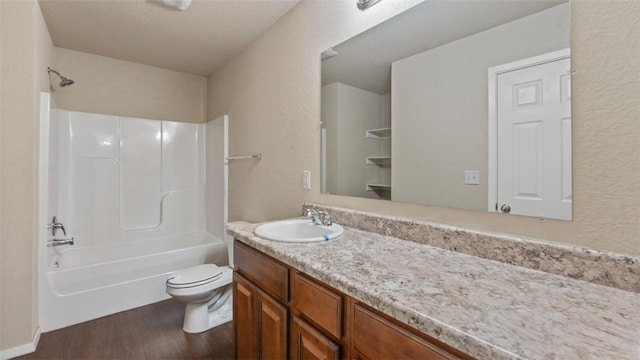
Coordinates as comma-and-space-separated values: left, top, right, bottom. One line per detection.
233, 272, 288, 359
233, 242, 289, 359
233, 241, 474, 360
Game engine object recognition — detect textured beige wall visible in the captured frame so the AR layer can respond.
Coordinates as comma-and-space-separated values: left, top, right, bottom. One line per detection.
208, 0, 639, 256
53, 48, 207, 123
208, 0, 424, 223
0, 0, 54, 351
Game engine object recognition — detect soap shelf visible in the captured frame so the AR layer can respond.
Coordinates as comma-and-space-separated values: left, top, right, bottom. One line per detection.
366, 156, 391, 166
366, 127, 391, 140
366, 184, 391, 192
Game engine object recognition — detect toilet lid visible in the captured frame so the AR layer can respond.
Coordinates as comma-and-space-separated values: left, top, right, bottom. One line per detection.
167, 264, 223, 288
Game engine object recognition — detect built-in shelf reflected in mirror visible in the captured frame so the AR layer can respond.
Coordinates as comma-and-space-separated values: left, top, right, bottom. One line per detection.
320, 0, 572, 220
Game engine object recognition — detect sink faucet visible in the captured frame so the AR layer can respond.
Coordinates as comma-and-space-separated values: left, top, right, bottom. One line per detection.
305, 208, 333, 226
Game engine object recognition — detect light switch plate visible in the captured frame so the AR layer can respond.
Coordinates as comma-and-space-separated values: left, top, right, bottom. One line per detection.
303, 170, 311, 190
464, 170, 480, 185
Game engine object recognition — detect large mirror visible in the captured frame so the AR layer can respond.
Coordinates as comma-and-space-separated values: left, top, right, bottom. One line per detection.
320, 0, 572, 220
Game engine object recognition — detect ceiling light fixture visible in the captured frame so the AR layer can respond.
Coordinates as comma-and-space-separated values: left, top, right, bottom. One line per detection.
159, 0, 192, 11
357, 0, 383, 11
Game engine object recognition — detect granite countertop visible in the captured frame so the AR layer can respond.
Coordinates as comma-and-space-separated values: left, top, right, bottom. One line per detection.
228, 221, 640, 360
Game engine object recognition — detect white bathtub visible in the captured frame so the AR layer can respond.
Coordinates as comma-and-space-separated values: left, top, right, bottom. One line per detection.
40, 232, 227, 332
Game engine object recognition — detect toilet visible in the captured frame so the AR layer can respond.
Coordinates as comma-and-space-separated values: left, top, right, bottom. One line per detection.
166, 264, 233, 333
166, 221, 251, 333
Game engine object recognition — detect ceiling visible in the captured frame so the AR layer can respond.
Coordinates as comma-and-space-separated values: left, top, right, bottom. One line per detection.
322, 0, 567, 94
39, 0, 301, 76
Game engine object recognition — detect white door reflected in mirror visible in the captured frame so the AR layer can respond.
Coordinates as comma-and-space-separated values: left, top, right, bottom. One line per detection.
489, 49, 572, 220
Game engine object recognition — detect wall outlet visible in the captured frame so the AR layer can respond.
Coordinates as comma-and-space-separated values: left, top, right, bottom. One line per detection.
303, 170, 311, 190
464, 170, 480, 185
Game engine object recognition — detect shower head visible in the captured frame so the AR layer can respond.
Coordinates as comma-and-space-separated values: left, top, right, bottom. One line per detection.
59, 76, 74, 87
48, 67, 74, 87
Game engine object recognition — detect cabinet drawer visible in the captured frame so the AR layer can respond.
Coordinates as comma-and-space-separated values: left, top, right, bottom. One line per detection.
235, 241, 289, 302
353, 304, 469, 360
294, 272, 342, 339
292, 317, 339, 360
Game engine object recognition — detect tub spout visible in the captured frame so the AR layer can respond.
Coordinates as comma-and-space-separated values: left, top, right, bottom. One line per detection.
48, 237, 74, 247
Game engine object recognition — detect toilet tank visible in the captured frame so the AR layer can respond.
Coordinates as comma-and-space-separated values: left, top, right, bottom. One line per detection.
225, 221, 252, 267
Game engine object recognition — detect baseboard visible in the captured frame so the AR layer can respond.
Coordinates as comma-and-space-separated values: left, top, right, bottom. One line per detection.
0, 327, 40, 360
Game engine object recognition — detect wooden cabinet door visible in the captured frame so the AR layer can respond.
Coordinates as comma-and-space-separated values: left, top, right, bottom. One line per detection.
292, 317, 339, 360
233, 273, 257, 360
257, 288, 288, 359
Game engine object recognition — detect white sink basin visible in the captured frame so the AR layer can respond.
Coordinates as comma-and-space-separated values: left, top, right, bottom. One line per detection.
254, 219, 344, 243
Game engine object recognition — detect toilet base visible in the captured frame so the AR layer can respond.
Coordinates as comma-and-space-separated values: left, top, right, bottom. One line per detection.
182, 289, 233, 333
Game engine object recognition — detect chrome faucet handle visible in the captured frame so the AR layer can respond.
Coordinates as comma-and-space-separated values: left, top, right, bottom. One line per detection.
306, 209, 332, 226
53, 223, 66, 236
317, 211, 333, 226
48, 216, 67, 236
304, 208, 322, 225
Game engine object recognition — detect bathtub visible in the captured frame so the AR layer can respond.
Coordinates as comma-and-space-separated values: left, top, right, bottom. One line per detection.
40, 232, 227, 332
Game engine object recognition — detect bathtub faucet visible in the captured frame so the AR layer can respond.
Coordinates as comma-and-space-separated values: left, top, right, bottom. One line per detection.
47, 237, 74, 247
48, 216, 67, 236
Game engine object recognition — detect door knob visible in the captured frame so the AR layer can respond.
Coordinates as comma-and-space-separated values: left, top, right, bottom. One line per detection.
500, 204, 511, 213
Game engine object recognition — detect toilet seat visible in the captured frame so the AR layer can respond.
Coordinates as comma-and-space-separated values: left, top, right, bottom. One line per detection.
167, 264, 223, 289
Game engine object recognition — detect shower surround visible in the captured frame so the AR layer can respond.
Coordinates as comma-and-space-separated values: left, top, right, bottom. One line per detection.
38, 93, 228, 331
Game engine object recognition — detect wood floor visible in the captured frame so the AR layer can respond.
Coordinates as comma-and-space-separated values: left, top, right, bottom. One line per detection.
18, 299, 232, 360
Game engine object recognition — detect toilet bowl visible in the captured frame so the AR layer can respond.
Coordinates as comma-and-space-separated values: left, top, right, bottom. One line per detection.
166, 264, 233, 333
